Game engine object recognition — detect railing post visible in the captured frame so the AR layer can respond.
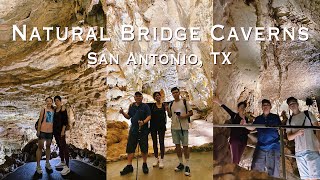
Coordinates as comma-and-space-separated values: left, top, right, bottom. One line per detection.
280, 128, 286, 179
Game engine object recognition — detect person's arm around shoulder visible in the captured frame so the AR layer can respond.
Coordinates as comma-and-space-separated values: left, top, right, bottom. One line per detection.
119, 104, 131, 119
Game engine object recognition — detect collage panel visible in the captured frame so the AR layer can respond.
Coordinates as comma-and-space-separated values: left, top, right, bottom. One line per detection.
105, 0, 214, 179
0, 0, 106, 179
212, 0, 320, 180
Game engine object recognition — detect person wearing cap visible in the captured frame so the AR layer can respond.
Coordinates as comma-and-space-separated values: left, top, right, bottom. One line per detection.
241, 99, 281, 178
286, 97, 320, 180
119, 91, 151, 175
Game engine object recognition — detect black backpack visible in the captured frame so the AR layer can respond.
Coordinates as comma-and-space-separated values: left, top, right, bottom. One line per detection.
35, 109, 45, 130
288, 110, 316, 134
169, 99, 191, 123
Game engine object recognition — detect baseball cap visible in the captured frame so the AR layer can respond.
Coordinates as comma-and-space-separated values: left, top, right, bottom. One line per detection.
134, 91, 142, 96
286, 97, 298, 105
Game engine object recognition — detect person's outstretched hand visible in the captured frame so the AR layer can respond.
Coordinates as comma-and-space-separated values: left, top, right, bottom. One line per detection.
212, 96, 222, 106
119, 107, 124, 114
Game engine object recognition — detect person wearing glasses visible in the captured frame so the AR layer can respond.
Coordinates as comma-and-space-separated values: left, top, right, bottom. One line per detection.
241, 99, 281, 178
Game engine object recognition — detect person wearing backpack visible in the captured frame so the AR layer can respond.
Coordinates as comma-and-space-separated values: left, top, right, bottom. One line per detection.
286, 97, 320, 179
167, 87, 193, 176
212, 96, 249, 164
36, 97, 55, 175
53, 96, 70, 175
150, 92, 167, 168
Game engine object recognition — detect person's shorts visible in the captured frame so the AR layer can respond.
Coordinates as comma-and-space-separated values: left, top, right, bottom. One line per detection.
171, 129, 188, 146
296, 150, 320, 179
38, 132, 53, 140
126, 128, 148, 154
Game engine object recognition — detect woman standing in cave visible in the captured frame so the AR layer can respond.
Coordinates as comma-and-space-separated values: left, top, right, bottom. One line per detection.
53, 96, 70, 176
36, 97, 55, 174
213, 96, 250, 164
150, 92, 167, 168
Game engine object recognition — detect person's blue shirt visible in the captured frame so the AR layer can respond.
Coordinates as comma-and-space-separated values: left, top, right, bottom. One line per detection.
253, 113, 281, 151
128, 103, 151, 132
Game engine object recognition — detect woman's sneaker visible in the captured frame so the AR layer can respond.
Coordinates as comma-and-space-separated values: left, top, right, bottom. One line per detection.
174, 163, 184, 171
55, 162, 66, 169
61, 166, 70, 175
152, 158, 159, 167
159, 159, 164, 169
36, 166, 42, 174
185, 166, 190, 176
45, 162, 52, 171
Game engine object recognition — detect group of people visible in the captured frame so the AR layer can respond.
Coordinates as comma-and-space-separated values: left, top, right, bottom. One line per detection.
119, 87, 193, 176
35, 96, 70, 176
213, 96, 320, 179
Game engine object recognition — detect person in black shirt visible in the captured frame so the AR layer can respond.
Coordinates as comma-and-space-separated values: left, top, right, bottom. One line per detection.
150, 92, 167, 168
53, 96, 70, 175
213, 96, 249, 164
119, 92, 151, 175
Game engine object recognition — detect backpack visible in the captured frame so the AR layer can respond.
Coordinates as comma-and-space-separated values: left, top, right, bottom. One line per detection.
288, 110, 316, 134
170, 99, 191, 123
35, 109, 45, 130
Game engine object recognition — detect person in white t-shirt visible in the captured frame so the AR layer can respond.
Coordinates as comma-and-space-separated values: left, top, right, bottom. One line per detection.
286, 97, 320, 180
167, 87, 193, 176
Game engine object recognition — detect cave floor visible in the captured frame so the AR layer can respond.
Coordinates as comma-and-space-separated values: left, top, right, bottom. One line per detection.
107, 151, 212, 180
3, 158, 106, 180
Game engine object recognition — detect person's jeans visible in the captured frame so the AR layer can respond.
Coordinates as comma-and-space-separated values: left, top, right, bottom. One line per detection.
295, 150, 320, 179
251, 148, 280, 178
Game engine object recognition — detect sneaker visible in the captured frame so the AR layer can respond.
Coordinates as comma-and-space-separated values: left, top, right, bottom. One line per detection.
55, 162, 66, 169
36, 166, 42, 174
142, 163, 149, 174
120, 165, 133, 175
61, 166, 70, 175
185, 166, 190, 176
45, 162, 52, 170
152, 158, 159, 167
159, 159, 164, 169
174, 163, 184, 172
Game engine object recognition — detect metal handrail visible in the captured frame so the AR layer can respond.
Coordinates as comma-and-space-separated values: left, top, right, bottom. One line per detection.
213, 124, 320, 129
213, 124, 320, 179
